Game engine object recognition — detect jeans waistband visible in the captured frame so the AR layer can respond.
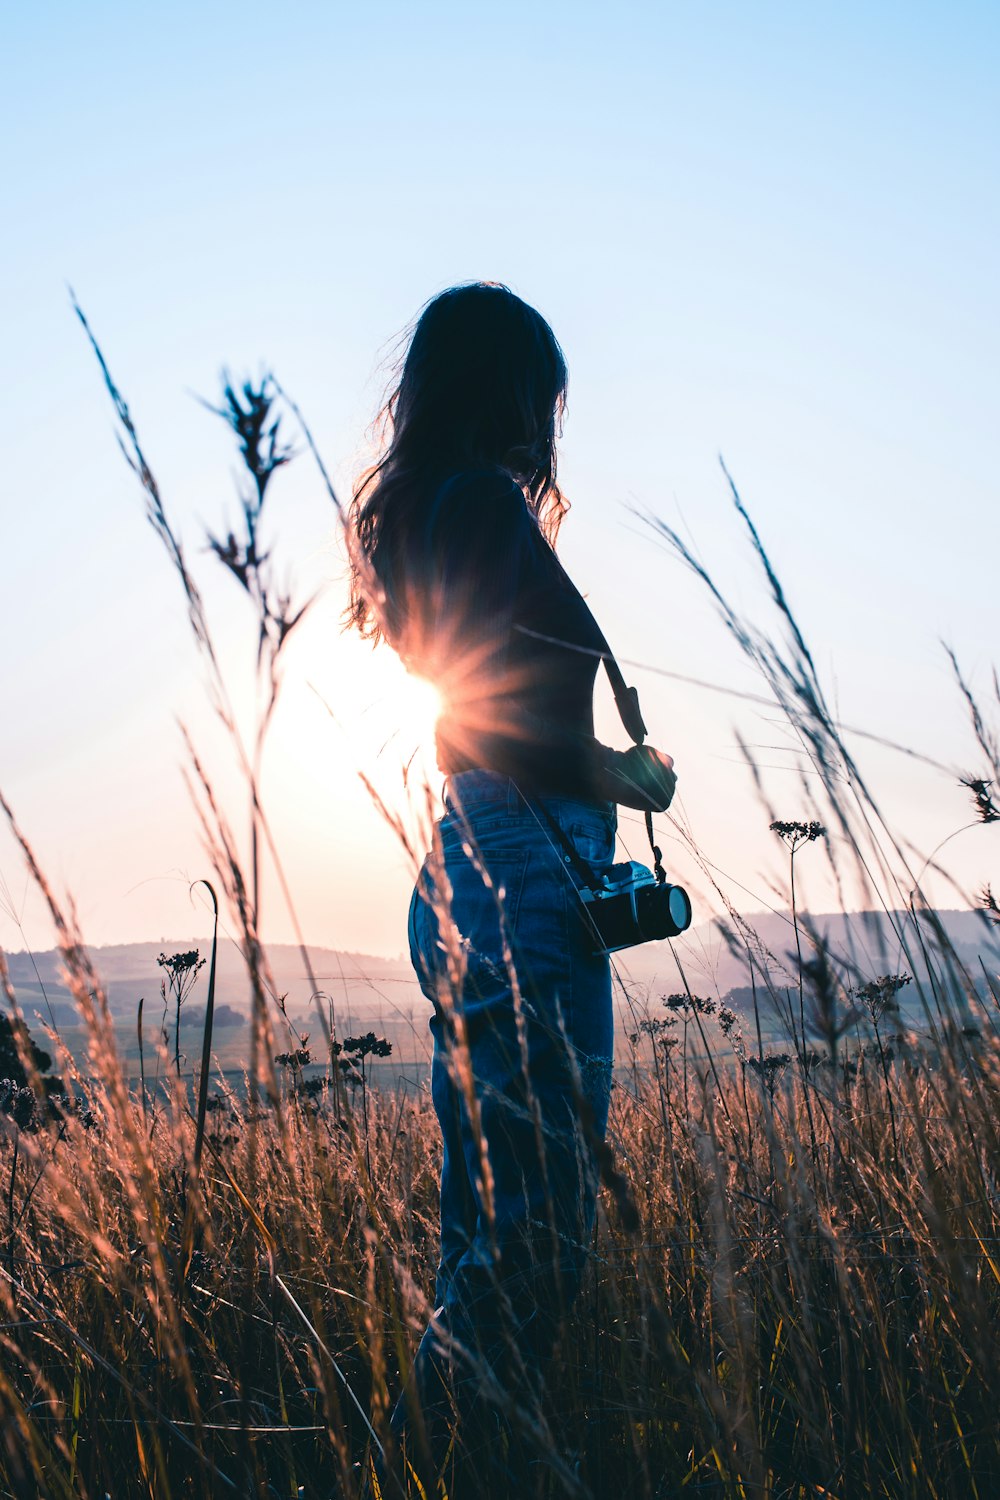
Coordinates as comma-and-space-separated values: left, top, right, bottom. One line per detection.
443, 770, 615, 824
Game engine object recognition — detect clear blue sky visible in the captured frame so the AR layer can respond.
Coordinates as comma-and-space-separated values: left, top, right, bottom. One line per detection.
2, 2, 998, 959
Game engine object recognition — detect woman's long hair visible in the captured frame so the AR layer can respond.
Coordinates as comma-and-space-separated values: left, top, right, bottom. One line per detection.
346, 282, 569, 648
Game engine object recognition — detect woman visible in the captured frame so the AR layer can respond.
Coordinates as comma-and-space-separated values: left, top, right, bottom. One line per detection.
347, 283, 675, 1495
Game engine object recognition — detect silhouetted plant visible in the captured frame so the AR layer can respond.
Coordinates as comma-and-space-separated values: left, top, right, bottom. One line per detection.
800, 947, 857, 1071
770, 818, 827, 1170
342, 1032, 393, 1065
0, 1080, 42, 1132
747, 1051, 792, 1100
854, 973, 911, 1158
628, 1016, 680, 1059
662, 992, 715, 1015
204, 376, 312, 930
74, 299, 323, 1082
274, 1041, 313, 1102
769, 819, 827, 850
854, 973, 912, 1028
342, 1033, 392, 1173
274, 1045, 312, 1070
156, 949, 205, 1075
716, 1002, 746, 1062
960, 775, 1000, 823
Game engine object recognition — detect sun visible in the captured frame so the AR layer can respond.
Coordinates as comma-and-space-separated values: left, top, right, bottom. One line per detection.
389, 668, 443, 763
335, 644, 443, 783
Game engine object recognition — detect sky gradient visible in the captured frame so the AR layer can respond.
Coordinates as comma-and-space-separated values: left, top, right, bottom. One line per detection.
3, 2, 998, 959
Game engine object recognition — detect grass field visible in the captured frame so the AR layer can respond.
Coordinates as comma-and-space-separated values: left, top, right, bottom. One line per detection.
2, 921, 1000, 1498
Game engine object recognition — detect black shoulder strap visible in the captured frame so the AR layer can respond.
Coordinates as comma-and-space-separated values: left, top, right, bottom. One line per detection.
600, 645, 666, 885
602, 653, 647, 746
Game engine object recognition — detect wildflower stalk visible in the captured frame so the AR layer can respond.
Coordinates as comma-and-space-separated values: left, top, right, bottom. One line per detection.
76, 301, 327, 1060
764, 824, 824, 1171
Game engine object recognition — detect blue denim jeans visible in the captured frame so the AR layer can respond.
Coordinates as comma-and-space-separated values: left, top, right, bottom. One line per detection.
389, 770, 617, 1493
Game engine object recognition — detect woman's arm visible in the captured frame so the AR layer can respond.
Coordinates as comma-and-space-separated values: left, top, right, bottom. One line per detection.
595, 742, 677, 813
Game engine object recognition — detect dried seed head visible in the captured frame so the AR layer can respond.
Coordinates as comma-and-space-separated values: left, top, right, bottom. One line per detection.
770, 819, 827, 850
960, 776, 1000, 824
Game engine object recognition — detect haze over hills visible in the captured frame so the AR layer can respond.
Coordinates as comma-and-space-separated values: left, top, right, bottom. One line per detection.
5, 908, 996, 1074
3, 940, 417, 1028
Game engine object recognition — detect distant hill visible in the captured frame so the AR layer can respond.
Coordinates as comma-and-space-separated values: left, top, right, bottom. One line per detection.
4, 909, 997, 1074
4, 939, 416, 1019
614, 907, 1000, 1043
620, 907, 1000, 995
3, 940, 423, 1078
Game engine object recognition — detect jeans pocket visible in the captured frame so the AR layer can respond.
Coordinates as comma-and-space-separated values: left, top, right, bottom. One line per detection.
569, 828, 617, 876
565, 820, 616, 873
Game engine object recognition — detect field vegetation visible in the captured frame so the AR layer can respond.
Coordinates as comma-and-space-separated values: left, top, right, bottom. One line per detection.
0, 313, 998, 1498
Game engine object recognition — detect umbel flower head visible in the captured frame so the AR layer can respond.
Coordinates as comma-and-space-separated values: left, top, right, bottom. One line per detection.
343, 1032, 393, 1060
156, 949, 204, 981
662, 993, 716, 1016
770, 820, 826, 851
747, 1052, 793, 1096
628, 1016, 679, 1051
854, 973, 912, 1026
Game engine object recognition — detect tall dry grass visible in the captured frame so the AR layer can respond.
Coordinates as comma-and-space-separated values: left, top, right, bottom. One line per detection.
0, 314, 997, 1498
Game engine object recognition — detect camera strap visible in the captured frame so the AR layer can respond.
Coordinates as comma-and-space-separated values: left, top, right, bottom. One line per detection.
599, 648, 667, 886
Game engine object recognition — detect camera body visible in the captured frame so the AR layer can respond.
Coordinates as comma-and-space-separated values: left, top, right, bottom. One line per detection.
579, 860, 692, 955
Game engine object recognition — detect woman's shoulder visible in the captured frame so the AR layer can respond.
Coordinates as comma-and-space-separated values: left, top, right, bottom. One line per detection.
428, 467, 530, 550
434, 465, 526, 511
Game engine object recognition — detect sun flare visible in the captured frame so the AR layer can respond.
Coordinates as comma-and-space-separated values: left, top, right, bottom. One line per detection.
391, 669, 443, 761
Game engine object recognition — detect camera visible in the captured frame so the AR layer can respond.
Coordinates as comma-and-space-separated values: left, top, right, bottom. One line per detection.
579, 861, 692, 955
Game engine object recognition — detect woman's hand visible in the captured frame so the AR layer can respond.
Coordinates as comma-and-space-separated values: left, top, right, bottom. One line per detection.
599, 744, 677, 813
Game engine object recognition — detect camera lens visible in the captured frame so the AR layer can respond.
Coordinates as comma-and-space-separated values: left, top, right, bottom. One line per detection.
667, 884, 692, 934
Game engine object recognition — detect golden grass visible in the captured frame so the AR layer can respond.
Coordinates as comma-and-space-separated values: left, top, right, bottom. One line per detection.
1, 960, 1000, 1498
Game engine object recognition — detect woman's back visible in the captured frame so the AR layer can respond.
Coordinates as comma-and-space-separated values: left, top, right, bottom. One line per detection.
408, 465, 608, 799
